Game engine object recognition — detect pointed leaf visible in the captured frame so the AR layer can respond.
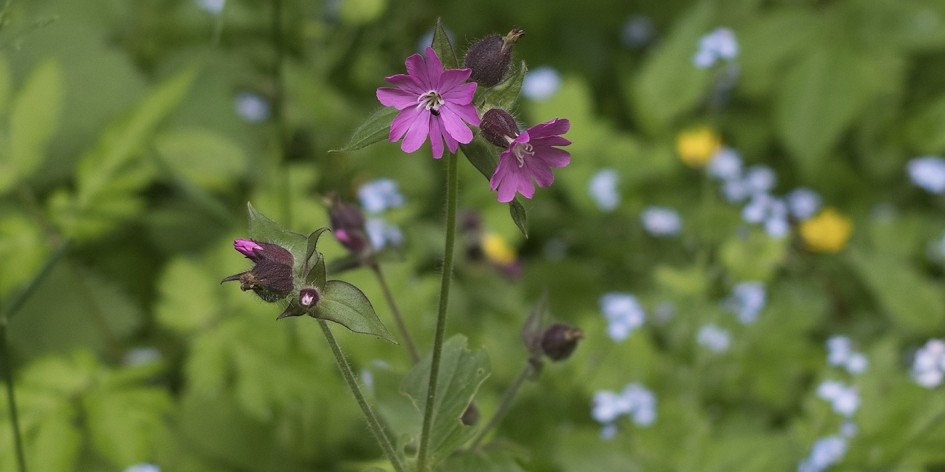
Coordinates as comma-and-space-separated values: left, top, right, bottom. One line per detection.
304, 227, 331, 275
508, 199, 528, 238
315, 280, 395, 342
331, 106, 398, 152
1, 59, 63, 193
307, 252, 327, 289
402, 335, 491, 467
848, 250, 945, 334
432, 18, 459, 69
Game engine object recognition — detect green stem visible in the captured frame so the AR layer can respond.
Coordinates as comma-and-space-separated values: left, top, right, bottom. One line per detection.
317, 320, 405, 472
1, 238, 71, 472
417, 152, 459, 471
469, 362, 533, 450
369, 263, 420, 363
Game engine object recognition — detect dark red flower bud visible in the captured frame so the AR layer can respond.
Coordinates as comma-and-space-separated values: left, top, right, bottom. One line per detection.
540, 324, 583, 361
329, 198, 370, 254
223, 239, 295, 303
464, 29, 524, 87
480, 108, 520, 149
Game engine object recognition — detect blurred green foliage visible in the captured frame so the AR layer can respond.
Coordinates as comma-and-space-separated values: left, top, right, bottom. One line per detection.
1, 0, 945, 470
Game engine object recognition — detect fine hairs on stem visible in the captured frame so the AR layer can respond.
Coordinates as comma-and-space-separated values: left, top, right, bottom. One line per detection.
417, 152, 460, 471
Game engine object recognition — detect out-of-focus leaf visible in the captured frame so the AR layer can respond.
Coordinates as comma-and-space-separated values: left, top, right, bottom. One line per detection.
155, 128, 248, 191
332, 106, 398, 153
0, 53, 11, 115
775, 47, 893, 178
338, 0, 386, 25
719, 231, 788, 282
848, 250, 945, 334
84, 388, 172, 467
1, 59, 63, 193
49, 67, 196, 240
155, 256, 223, 334
629, 1, 712, 134
441, 446, 527, 472
27, 412, 82, 472
402, 335, 491, 467
314, 280, 394, 342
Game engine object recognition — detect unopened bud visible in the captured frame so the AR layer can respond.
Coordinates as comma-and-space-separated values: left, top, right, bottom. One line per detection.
329, 199, 370, 254
464, 29, 524, 87
540, 324, 583, 361
223, 239, 295, 303
299, 287, 320, 308
480, 108, 520, 149
461, 403, 480, 426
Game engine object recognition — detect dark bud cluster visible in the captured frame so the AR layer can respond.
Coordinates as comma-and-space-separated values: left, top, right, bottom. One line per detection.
464, 29, 524, 87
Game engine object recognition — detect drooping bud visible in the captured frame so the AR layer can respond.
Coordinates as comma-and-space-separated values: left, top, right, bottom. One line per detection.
461, 403, 480, 426
328, 198, 370, 254
480, 108, 520, 149
540, 324, 583, 361
464, 29, 524, 87
223, 239, 295, 303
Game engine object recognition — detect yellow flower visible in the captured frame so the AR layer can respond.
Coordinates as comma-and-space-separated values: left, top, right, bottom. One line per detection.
481, 232, 517, 266
800, 208, 853, 253
676, 126, 722, 168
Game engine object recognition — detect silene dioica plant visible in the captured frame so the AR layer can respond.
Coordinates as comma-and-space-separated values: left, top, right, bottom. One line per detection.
221, 21, 580, 472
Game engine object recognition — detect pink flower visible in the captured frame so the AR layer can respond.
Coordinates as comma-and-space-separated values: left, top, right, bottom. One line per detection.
486, 115, 571, 203
376, 47, 480, 159
234, 239, 263, 258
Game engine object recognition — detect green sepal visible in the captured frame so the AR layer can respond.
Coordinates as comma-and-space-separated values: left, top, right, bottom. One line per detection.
306, 252, 327, 289
477, 60, 527, 111
303, 227, 330, 281
314, 280, 395, 342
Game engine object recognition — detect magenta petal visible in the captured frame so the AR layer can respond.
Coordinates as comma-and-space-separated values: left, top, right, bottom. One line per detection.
444, 129, 459, 154
404, 53, 431, 90
438, 69, 474, 97
390, 108, 421, 142
527, 119, 570, 138
439, 106, 474, 144
401, 112, 430, 153
423, 48, 444, 87
234, 239, 262, 257
384, 74, 426, 96
445, 101, 481, 127
541, 148, 571, 167
526, 159, 555, 187
377, 87, 418, 110
428, 117, 445, 159
532, 136, 571, 147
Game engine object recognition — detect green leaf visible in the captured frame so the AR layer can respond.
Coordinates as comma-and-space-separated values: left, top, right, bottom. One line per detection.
440, 446, 527, 472
402, 335, 491, 467
28, 411, 82, 472
508, 199, 528, 238
84, 388, 172, 467
718, 230, 788, 282
1, 59, 63, 193
629, 2, 712, 133
479, 60, 526, 111
848, 250, 945, 334
304, 228, 331, 277
154, 128, 248, 191
307, 252, 327, 289
775, 46, 890, 178
0, 53, 11, 115
432, 18, 459, 69
332, 106, 398, 152
315, 280, 395, 342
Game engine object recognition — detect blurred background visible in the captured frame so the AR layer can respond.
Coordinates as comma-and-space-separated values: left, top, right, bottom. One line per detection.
2, 0, 945, 470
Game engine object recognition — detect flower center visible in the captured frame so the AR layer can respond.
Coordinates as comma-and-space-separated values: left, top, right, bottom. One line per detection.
418, 90, 444, 116
510, 141, 534, 167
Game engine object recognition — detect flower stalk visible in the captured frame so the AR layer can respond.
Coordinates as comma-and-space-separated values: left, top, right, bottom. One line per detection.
317, 320, 406, 472
468, 362, 534, 450
369, 262, 420, 363
417, 151, 460, 471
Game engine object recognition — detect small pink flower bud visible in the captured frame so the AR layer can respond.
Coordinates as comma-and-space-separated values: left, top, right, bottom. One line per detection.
234, 239, 263, 258
329, 199, 370, 254
223, 239, 295, 303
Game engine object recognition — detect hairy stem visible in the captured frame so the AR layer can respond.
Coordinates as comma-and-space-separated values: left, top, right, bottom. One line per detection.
469, 362, 534, 449
370, 263, 420, 363
417, 152, 459, 471
317, 320, 405, 472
